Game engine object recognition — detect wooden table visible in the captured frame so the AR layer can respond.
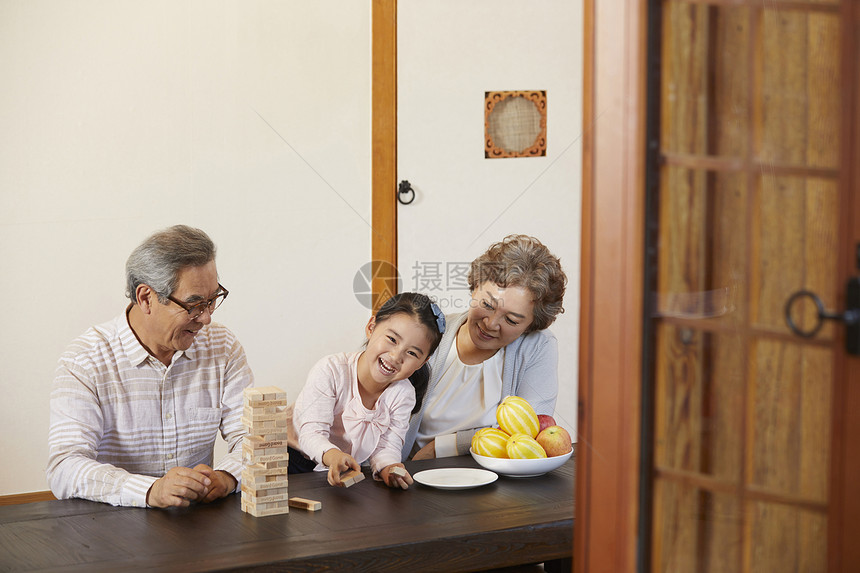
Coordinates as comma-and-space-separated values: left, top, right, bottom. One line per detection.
0, 456, 574, 572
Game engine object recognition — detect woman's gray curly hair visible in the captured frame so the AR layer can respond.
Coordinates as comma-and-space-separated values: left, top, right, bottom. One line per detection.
468, 234, 567, 332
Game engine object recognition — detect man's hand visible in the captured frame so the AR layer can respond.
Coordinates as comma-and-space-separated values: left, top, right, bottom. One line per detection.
146, 466, 212, 508
193, 464, 237, 503
411, 440, 437, 461
322, 448, 360, 487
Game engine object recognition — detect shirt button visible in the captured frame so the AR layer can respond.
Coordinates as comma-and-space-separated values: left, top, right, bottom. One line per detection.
165, 413, 173, 420
167, 453, 174, 460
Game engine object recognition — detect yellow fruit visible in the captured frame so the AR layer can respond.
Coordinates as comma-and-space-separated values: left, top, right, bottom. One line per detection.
496, 395, 539, 438
506, 433, 547, 459
472, 428, 511, 458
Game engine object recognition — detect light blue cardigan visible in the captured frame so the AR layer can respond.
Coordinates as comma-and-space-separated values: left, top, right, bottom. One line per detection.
401, 312, 559, 460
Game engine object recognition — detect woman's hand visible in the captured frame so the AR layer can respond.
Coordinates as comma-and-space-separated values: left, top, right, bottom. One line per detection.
411, 440, 436, 460
322, 448, 360, 487
380, 464, 413, 490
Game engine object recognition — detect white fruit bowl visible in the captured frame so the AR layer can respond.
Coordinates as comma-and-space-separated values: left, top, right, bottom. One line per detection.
470, 447, 573, 478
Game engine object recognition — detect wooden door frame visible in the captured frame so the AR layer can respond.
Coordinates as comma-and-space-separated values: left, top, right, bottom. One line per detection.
833, 3, 860, 571
576, 1, 647, 571
372, 0, 398, 312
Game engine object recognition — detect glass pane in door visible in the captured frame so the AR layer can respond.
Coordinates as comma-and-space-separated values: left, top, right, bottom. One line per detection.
649, 2, 841, 572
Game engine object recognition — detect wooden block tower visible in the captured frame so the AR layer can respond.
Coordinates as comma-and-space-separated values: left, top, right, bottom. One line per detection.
240, 386, 290, 517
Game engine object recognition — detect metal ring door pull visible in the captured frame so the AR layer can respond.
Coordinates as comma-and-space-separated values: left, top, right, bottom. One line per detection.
398, 180, 415, 205
784, 289, 860, 338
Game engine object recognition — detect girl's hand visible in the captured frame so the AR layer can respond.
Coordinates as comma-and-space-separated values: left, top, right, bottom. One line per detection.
323, 448, 360, 487
381, 464, 412, 490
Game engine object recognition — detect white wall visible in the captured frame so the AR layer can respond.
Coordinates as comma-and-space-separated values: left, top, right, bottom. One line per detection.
0, 1, 372, 495
397, 0, 582, 436
0, 1, 582, 496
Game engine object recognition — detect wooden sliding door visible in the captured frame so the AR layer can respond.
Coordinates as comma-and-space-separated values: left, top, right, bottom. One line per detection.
647, 1, 858, 572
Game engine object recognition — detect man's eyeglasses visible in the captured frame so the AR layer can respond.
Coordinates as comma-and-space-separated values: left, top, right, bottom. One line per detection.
167, 284, 229, 319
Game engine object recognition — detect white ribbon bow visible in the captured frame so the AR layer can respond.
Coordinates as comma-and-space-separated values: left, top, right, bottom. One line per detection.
341, 395, 391, 463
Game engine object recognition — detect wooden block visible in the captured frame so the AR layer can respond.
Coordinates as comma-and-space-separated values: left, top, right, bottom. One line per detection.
242, 499, 289, 517
244, 436, 287, 451
264, 446, 288, 455
243, 440, 289, 457
242, 450, 289, 464
243, 470, 290, 483
243, 387, 263, 401
244, 498, 290, 511
340, 469, 365, 488
242, 406, 287, 422
243, 459, 289, 473
263, 389, 287, 402
241, 417, 288, 433
242, 483, 289, 497
246, 398, 288, 408
389, 466, 407, 478
252, 507, 288, 517
243, 464, 289, 479
241, 477, 289, 492
250, 405, 278, 414
242, 470, 289, 485
243, 490, 289, 504
242, 485, 288, 497
244, 386, 287, 403
288, 497, 322, 511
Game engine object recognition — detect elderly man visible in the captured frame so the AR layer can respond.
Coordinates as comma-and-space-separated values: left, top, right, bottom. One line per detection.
47, 225, 253, 508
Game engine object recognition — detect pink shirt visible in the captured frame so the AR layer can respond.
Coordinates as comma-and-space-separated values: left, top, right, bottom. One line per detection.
290, 352, 415, 476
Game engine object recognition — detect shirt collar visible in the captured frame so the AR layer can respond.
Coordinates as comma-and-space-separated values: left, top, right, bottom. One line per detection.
119, 304, 197, 366
119, 305, 151, 367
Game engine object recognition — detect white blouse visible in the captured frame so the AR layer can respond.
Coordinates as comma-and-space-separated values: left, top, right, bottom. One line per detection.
416, 342, 505, 456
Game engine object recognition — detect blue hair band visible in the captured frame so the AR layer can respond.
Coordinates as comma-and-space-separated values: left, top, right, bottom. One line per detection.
429, 302, 446, 334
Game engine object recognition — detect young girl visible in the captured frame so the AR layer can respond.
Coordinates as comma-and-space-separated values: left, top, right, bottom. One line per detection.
287, 292, 445, 489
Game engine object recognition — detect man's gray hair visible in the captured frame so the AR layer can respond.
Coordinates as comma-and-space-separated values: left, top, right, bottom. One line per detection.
125, 225, 216, 304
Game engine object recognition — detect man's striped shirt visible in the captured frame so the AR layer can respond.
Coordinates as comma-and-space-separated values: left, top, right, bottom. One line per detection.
47, 311, 253, 507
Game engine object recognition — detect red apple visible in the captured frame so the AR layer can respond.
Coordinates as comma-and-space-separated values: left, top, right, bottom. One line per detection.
536, 425, 572, 457
537, 414, 557, 433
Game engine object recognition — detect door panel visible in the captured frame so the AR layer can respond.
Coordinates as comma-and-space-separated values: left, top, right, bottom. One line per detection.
650, 2, 843, 571
396, 0, 583, 431
576, 0, 859, 570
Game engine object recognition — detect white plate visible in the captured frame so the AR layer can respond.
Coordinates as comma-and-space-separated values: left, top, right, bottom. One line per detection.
413, 468, 498, 490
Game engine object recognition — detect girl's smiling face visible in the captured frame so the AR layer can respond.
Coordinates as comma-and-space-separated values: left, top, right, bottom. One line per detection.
358, 313, 434, 393
466, 281, 535, 352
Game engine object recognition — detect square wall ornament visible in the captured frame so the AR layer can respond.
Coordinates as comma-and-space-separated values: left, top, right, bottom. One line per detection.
485, 90, 547, 158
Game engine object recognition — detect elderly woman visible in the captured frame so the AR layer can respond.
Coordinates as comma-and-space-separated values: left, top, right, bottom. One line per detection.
402, 234, 567, 460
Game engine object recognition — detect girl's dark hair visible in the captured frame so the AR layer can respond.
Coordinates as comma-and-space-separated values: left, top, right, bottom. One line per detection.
374, 292, 445, 414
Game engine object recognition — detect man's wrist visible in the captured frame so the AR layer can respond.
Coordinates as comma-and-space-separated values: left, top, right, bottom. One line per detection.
145, 479, 161, 508
217, 470, 238, 491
